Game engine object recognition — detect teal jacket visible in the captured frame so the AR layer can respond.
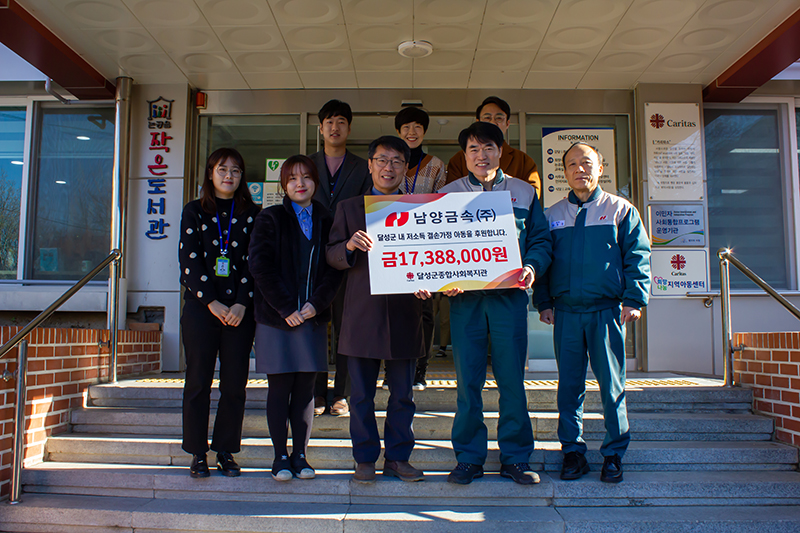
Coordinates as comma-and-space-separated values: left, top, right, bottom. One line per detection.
440, 170, 552, 282
534, 187, 650, 313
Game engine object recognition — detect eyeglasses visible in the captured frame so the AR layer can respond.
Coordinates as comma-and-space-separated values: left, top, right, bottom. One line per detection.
370, 157, 406, 169
215, 166, 242, 178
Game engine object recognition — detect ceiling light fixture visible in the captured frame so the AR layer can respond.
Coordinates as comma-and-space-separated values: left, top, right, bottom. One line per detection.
397, 40, 433, 59
10, 161, 23, 165
56, 180, 66, 184
76, 136, 90, 141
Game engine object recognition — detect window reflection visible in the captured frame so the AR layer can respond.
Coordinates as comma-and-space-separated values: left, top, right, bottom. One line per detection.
0, 107, 25, 279
29, 106, 114, 280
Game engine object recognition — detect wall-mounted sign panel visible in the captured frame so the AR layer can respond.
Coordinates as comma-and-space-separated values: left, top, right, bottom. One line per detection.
541, 127, 616, 208
650, 204, 705, 247
645, 103, 703, 201
651, 249, 708, 296
264, 158, 286, 207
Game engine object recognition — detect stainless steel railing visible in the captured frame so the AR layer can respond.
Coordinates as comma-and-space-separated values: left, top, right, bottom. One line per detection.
718, 248, 800, 388
0, 248, 121, 504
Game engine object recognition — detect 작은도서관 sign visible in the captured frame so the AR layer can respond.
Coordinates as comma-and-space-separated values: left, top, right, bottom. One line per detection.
364, 191, 524, 295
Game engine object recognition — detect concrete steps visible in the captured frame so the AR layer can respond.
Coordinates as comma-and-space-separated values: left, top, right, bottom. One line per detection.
44, 434, 798, 471
87, 380, 755, 412
21, 463, 800, 507
2, 493, 800, 533
70, 407, 774, 441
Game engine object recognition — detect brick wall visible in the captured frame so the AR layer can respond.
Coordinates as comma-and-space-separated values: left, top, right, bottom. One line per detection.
733, 332, 800, 447
0, 327, 161, 499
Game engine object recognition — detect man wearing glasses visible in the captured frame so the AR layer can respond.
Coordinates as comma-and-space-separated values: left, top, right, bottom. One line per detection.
326, 136, 426, 484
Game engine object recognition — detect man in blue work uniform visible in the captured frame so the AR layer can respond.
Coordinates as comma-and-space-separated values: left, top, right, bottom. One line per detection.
535, 142, 650, 483
431, 122, 552, 485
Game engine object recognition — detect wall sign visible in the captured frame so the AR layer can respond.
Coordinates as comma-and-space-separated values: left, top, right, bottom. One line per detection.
650, 204, 705, 247
264, 158, 286, 207
541, 127, 616, 208
645, 103, 703, 201
650, 249, 708, 296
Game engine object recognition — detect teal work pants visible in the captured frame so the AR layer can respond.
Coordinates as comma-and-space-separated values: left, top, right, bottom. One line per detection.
449, 290, 533, 466
553, 306, 630, 458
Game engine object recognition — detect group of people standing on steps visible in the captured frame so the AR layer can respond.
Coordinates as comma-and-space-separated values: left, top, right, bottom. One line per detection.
178, 96, 651, 487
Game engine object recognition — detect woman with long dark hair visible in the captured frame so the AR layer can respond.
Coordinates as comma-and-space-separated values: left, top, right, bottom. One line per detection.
249, 155, 342, 481
179, 147, 260, 478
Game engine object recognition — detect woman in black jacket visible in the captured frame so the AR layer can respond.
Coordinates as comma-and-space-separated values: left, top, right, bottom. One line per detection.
249, 155, 342, 481
179, 147, 260, 478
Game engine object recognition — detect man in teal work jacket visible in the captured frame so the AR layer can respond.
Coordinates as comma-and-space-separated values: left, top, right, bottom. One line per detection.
535, 142, 651, 483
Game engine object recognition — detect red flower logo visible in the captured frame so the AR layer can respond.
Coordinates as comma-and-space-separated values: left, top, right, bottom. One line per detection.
650, 113, 665, 129
406, 272, 414, 280
670, 254, 686, 270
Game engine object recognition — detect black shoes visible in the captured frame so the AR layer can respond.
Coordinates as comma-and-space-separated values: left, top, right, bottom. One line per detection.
500, 462, 540, 485
291, 452, 316, 479
189, 454, 210, 478
272, 455, 292, 482
216, 451, 241, 477
601, 454, 623, 483
561, 451, 590, 480
447, 462, 484, 484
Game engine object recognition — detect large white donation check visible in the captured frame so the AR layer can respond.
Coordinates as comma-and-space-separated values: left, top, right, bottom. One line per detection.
364, 191, 523, 295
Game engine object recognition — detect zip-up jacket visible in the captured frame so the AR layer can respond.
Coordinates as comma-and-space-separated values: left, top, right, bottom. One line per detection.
534, 186, 650, 313
440, 169, 552, 281
249, 196, 343, 331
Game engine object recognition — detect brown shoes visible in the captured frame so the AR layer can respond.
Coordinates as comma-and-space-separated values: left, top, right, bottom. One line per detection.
383, 460, 425, 482
352, 462, 376, 484
330, 397, 349, 416
313, 396, 326, 416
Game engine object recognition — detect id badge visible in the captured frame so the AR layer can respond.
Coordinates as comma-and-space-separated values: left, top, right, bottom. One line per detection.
215, 256, 230, 277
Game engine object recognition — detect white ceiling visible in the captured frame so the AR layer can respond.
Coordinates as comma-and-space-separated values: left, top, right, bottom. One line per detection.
13, 0, 800, 90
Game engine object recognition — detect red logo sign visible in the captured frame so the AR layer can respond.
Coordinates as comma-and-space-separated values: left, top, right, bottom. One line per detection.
406, 272, 414, 280
650, 113, 665, 129
670, 254, 686, 270
385, 212, 409, 227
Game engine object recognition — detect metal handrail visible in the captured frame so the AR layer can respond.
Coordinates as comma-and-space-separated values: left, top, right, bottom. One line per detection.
718, 248, 800, 388
0, 248, 120, 505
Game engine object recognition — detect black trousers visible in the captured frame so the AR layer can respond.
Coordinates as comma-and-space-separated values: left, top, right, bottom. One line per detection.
348, 356, 416, 464
314, 283, 350, 400
266, 372, 315, 458
181, 299, 255, 456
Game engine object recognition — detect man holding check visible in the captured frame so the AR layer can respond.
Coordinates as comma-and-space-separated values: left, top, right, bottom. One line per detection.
419, 122, 552, 485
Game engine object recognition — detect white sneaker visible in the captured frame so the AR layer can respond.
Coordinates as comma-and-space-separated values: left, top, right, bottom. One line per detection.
412, 381, 426, 391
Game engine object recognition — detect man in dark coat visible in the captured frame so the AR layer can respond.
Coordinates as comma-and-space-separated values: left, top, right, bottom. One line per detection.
309, 99, 372, 417
326, 135, 425, 484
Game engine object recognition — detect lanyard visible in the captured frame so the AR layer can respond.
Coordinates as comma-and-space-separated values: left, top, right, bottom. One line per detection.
405, 158, 422, 195
329, 153, 345, 197
215, 201, 234, 256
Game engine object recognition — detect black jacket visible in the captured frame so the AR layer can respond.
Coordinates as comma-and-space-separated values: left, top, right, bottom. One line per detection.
249, 196, 343, 330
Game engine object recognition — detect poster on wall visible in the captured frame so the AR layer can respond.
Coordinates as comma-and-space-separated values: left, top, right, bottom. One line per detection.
645, 103, 704, 201
541, 127, 617, 209
650, 204, 706, 247
264, 158, 286, 207
650, 249, 708, 296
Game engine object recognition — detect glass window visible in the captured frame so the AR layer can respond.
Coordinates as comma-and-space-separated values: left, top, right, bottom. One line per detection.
0, 107, 25, 279
198, 115, 301, 183
704, 107, 787, 289
28, 105, 115, 280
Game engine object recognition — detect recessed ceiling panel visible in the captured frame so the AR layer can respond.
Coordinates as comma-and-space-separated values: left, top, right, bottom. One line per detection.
298, 71, 358, 88
217, 26, 287, 51
242, 71, 303, 89
352, 50, 412, 71
196, 0, 276, 26
531, 49, 594, 71
341, 0, 412, 24
578, 71, 640, 89
151, 27, 224, 53
178, 52, 235, 73
348, 24, 412, 49
544, 23, 615, 50
550, 0, 631, 25
414, 70, 470, 88
605, 26, 673, 50
473, 50, 535, 71
590, 50, 655, 72
670, 27, 738, 52
523, 70, 583, 88
484, 0, 559, 25
356, 70, 413, 88
84, 28, 158, 55
291, 50, 353, 71
119, 53, 179, 75
414, 24, 481, 49
231, 51, 295, 72
696, 0, 772, 27
478, 24, 545, 50
60, 0, 141, 28
123, 0, 205, 27
649, 52, 712, 72
268, 0, 344, 25
625, 0, 700, 25
186, 71, 248, 89
282, 25, 349, 50
414, 0, 487, 25
413, 50, 475, 71
468, 70, 527, 88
